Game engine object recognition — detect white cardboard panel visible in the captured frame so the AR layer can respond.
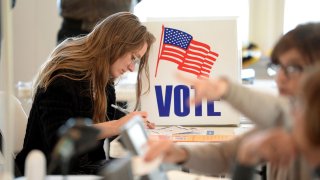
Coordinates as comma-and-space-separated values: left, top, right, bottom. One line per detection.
141, 18, 241, 126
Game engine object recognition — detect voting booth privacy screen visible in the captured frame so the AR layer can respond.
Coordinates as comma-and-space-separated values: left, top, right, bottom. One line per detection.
141, 18, 241, 126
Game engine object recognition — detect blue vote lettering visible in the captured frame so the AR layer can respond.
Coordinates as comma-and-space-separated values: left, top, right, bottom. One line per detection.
155, 85, 172, 117
191, 86, 203, 116
155, 85, 221, 117
174, 85, 190, 116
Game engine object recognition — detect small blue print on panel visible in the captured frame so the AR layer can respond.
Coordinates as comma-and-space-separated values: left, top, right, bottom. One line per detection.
207, 131, 214, 135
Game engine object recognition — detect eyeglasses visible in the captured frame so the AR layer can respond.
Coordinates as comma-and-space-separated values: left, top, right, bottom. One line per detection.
267, 63, 304, 78
131, 55, 141, 66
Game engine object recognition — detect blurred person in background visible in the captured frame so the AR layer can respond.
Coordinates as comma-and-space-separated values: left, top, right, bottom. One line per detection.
57, 0, 140, 43
237, 64, 320, 179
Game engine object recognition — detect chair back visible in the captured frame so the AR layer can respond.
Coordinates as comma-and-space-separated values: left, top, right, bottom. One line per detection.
0, 91, 28, 154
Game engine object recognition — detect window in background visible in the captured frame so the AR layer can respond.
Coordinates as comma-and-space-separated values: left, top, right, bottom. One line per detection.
284, 0, 320, 33
135, 0, 250, 45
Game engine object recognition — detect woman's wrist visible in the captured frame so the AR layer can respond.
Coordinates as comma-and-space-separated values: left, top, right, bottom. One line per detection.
94, 120, 121, 139
218, 76, 230, 99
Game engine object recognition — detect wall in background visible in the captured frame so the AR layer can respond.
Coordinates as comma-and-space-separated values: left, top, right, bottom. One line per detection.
249, 0, 285, 55
12, 0, 61, 85
284, 0, 320, 33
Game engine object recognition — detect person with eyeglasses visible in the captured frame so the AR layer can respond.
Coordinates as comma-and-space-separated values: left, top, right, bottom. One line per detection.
236, 65, 320, 180
144, 22, 320, 180
15, 12, 156, 175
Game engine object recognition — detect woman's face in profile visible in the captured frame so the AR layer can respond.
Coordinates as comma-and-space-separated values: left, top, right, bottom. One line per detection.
110, 42, 147, 78
275, 48, 308, 97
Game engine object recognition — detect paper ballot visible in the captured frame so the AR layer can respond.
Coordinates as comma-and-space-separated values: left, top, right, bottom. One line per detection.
167, 170, 231, 180
149, 126, 214, 136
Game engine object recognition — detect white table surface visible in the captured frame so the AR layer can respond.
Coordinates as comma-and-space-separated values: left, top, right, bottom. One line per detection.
15, 171, 229, 180
110, 125, 254, 158
15, 175, 102, 180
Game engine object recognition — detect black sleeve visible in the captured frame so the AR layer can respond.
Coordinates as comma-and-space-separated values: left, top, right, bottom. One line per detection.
105, 83, 126, 143
106, 83, 126, 120
12, 0, 16, 8
232, 162, 255, 180
37, 78, 78, 151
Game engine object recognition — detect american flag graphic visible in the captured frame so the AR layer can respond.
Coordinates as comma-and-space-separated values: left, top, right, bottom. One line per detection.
155, 26, 219, 78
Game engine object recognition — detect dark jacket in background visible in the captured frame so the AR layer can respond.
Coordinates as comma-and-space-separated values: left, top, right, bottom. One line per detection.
59, 0, 133, 31
57, 0, 134, 43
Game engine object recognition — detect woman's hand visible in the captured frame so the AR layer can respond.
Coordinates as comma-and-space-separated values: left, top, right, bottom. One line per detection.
237, 128, 296, 167
176, 73, 230, 105
144, 140, 188, 164
118, 111, 155, 129
94, 111, 155, 139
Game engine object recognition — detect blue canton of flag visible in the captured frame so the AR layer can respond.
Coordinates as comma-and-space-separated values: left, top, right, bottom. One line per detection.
163, 28, 193, 49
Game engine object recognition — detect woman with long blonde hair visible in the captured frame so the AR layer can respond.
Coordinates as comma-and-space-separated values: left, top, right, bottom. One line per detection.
16, 12, 155, 175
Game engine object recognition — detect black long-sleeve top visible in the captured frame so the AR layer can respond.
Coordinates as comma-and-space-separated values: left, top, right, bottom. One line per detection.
15, 77, 125, 175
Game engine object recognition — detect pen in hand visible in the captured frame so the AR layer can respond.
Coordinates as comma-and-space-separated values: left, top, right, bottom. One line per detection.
111, 104, 153, 126
111, 104, 130, 114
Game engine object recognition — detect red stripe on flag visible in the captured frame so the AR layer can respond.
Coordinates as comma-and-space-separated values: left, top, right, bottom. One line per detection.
198, 74, 210, 78
209, 51, 219, 57
201, 69, 210, 73
205, 53, 218, 62
178, 40, 210, 77
177, 66, 200, 76
178, 63, 201, 72
197, 50, 219, 78
189, 40, 210, 51
206, 55, 217, 62
202, 64, 212, 69
159, 44, 186, 65
204, 60, 214, 66
185, 54, 204, 63
186, 51, 207, 60
183, 59, 202, 67
162, 45, 186, 57
189, 45, 209, 54
159, 55, 183, 65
